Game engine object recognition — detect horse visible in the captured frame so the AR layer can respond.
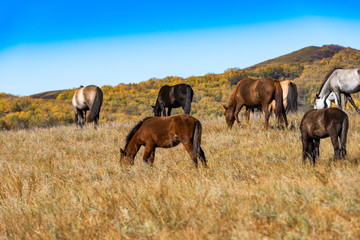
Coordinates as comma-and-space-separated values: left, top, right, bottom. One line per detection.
120, 114, 207, 167
223, 77, 288, 130
314, 68, 360, 113
300, 108, 348, 166
152, 84, 194, 116
268, 80, 298, 114
72, 85, 103, 129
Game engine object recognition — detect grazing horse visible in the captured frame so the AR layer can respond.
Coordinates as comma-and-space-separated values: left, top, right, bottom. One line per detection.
152, 84, 194, 116
223, 77, 288, 130
314, 68, 360, 113
120, 114, 207, 167
72, 85, 103, 129
269, 80, 298, 113
300, 108, 348, 166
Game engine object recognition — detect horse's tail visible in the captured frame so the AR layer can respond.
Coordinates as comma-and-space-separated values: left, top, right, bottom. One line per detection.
87, 87, 103, 122
340, 113, 349, 157
274, 81, 286, 124
184, 85, 193, 114
193, 120, 202, 159
286, 81, 298, 113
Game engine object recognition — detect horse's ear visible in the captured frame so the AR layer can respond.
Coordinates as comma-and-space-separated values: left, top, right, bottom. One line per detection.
223, 105, 228, 110
315, 93, 319, 98
120, 148, 125, 155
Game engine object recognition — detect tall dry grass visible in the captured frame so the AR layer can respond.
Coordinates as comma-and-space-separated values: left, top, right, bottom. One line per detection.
1, 112, 360, 239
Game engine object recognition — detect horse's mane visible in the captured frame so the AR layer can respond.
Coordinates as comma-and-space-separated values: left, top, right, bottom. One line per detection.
318, 68, 342, 94
124, 117, 153, 150
228, 77, 253, 107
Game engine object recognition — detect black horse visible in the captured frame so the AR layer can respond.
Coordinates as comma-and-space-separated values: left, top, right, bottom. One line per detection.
300, 108, 349, 166
152, 84, 194, 116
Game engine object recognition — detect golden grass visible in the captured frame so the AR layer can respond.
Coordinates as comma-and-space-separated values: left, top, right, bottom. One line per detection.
1, 112, 360, 239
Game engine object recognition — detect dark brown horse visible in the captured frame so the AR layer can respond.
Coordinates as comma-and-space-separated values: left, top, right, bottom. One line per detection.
152, 84, 194, 116
120, 114, 207, 167
72, 85, 103, 129
300, 108, 349, 166
223, 77, 288, 130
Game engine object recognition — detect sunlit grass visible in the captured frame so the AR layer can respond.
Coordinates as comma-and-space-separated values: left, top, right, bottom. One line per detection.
1, 112, 360, 239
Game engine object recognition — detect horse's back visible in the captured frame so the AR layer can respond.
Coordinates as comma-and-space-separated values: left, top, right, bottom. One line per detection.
83, 85, 103, 103
301, 108, 347, 138
140, 114, 197, 147
236, 78, 277, 106
158, 84, 192, 106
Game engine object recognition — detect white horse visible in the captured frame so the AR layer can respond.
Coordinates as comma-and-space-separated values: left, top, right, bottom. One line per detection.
314, 68, 360, 112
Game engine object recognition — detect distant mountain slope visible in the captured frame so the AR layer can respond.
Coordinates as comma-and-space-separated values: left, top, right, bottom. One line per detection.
246, 45, 345, 71
30, 90, 65, 100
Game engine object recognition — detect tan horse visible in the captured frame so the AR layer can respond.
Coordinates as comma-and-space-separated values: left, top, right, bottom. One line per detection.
120, 114, 207, 167
72, 85, 103, 129
223, 77, 288, 130
268, 80, 298, 114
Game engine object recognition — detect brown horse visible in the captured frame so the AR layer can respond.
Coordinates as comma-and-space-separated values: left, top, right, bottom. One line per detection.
223, 77, 288, 130
300, 108, 349, 166
269, 80, 298, 113
72, 85, 103, 129
120, 114, 207, 167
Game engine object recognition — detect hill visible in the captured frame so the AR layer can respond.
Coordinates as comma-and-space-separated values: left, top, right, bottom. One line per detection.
30, 90, 65, 100
246, 45, 346, 71
1, 44, 360, 130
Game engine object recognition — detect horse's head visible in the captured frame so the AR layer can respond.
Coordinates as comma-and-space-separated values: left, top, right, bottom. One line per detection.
314, 94, 327, 109
223, 105, 235, 129
120, 148, 133, 165
152, 105, 161, 117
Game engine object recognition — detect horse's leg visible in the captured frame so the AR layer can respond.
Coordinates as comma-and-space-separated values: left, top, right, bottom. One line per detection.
167, 108, 172, 116
262, 105, 271, 130
74, 107, 79, 128
301, 135, 310, 165
309, 140, 316, 166
344, 93, 360, 113
314, 138, 320, 160
78, 110, 85, 128
333, 90, 342, 109
245, 107, 251, 126
162, 106, 166, 117
234, 103, 244, 126
143, 143, 156, 164
330, 134, 341, 162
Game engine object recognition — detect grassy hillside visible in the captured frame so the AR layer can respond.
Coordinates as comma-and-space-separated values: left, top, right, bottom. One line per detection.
1, 113, 360, 238
1, 44, 360, 130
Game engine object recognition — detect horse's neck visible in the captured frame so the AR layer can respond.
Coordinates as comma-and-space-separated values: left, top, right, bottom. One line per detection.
228, 86, 239, 108
319, 80, 331, 98
125, 137, 141, 159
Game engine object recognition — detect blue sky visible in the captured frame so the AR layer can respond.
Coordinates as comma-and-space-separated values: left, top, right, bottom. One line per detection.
1, 0, 360, 96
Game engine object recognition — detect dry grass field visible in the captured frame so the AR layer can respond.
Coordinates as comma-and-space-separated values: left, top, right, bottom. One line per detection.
1, 112, 360, 239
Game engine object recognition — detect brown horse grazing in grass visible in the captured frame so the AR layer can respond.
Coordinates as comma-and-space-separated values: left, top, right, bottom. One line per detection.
300, 108, 349, 166
269, 80, 298, 114
120, 114, 207, 167
72, 85, 103, 129
223, 77, 288, 130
